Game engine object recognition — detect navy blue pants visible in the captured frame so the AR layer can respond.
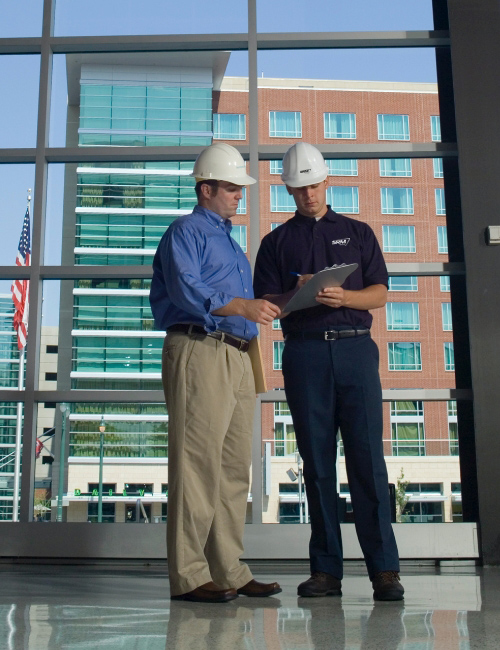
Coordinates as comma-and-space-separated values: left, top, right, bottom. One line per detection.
282, 333, 400, 580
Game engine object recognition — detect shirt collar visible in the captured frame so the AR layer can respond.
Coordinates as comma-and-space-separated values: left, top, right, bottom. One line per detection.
193, 205, 232, 233
293, 206, 338, 227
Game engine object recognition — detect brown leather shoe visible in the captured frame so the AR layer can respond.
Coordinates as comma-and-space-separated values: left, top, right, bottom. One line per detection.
372, 571, 405, 601
171, 581, 238, 603
297, 572, 342, 597
237, 579, 282, 597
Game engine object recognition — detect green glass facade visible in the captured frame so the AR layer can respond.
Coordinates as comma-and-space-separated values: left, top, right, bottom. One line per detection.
0, 297, 22, 519
66, 64, 214, 460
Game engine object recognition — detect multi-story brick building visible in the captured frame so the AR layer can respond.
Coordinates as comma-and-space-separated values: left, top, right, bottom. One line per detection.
214, 76, 458, 525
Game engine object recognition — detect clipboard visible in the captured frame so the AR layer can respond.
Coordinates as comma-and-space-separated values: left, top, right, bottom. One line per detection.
283, 263, 358, 313
248, 336, 267, 394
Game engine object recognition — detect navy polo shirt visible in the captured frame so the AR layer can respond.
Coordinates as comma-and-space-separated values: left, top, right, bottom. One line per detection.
253, 207, 388, 335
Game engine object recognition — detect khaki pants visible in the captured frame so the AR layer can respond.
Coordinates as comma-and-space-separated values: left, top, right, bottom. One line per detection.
162, 331, 255, 596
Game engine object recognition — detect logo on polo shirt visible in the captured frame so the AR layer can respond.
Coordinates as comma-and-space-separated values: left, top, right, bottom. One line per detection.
331, 238, 350, 246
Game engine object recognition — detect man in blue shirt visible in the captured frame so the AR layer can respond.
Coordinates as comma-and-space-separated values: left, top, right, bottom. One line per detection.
254, 143, 404, 601
150, 143, 281, 603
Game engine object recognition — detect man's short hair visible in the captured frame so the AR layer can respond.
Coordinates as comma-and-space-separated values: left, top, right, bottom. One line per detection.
195, 179, 219, 201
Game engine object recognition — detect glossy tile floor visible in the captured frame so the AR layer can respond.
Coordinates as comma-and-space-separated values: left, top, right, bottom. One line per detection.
0, 562, 498, 649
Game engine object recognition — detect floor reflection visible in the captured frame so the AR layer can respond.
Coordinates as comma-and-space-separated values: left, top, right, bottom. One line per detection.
0, 565, 496, 649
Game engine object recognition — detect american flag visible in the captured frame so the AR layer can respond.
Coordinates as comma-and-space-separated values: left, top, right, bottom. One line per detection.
11, 207, 31, 350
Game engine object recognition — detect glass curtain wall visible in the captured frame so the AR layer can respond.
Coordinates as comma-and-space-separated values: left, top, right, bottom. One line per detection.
0, 0, 475, 560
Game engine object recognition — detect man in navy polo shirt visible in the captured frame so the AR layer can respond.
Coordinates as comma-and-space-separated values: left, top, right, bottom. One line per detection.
254, 143, 404, 601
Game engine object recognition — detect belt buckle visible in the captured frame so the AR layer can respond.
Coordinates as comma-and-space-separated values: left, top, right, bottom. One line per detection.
324, 330, 338, 341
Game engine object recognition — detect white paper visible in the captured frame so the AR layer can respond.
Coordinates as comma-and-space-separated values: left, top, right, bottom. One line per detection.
283, 263, 358, 313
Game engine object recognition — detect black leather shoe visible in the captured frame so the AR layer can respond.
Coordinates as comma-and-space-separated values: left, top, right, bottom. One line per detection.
171, 581, 238, 603
237, 579, 282, 597
372, 571, 405, 601
297, 572, 342, 597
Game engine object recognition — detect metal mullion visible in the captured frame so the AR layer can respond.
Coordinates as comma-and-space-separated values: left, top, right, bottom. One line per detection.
50, 34, 249, 53
1, 143, 458, 164
0, 390, 165, 403
0, 30, 447, 56
19, 0, 55, 523
387, 262, 464, 276
248, 0, 263, 526
39, 265, 153, 280
0, 149, 37, 163
257, 143, 458, 160
256, 30, 449, 50
261, 389, 472, 402
0, 38, 42, 55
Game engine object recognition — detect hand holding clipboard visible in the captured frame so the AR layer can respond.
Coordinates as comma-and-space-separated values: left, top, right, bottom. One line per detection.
283, 263, 358, 313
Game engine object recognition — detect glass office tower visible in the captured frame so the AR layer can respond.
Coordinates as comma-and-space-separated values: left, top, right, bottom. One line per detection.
58, 54, 227, 522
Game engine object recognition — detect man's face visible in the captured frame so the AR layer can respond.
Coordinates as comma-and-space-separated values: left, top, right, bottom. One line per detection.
287, 179, 328, 218
204, 181, 244, 219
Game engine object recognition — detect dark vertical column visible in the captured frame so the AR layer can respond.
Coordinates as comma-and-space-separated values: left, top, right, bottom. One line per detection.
433, 0, 479, 525
447, 0, 500, 563
20, 0, 55, 522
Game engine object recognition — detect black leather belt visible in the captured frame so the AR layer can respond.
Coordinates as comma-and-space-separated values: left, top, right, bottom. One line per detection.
285, 328, 370, 341
167, 324, 250, 352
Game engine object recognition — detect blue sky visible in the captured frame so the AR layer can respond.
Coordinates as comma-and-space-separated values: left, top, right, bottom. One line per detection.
1, 0, 436, 279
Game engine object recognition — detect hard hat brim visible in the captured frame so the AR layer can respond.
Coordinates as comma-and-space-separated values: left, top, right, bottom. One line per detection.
281, 170, 328, 188
191, 172, 257, 185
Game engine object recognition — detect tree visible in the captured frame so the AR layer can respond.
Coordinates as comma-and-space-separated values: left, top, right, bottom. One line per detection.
395, 468, 410, 523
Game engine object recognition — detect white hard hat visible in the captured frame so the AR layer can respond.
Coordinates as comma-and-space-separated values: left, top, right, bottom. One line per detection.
281, 142, 328, 187
191, 142, 256, 185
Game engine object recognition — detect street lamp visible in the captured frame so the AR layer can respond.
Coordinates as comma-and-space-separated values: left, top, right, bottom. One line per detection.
56, 402, 70, 522
97, 415, 106, 523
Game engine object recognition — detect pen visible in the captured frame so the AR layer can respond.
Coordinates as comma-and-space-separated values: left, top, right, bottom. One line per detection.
290, 272, 301, 276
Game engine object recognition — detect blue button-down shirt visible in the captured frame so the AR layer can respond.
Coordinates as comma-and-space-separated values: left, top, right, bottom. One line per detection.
150, 205, 258, 341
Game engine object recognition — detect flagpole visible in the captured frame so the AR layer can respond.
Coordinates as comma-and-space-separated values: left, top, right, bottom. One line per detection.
12, 189, 31, 522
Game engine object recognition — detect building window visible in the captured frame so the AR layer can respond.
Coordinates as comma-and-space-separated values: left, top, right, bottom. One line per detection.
437, 226, 448, 253
273, 341, 284, 370
382, 225, 416, 253
433, 158, 443, 178
390, 400, 425, 456
435, 188, 446, 215
270, 160, 283, 174
402, 501, 443, 523
213, 113, 246, 140
272, 319, 282, 329
379, 159, 412, 177
440, 276, 451, 292
324, 112, 356, 139
448, 400, 458, 456
269, 111, 302, 138
431, 115, 441, 142
236, 186, 246, 214
386, 302, 420, 330
326, 186, 359, 214
45, 372, 57, 381
326, 159, 358, 176
388, 342, 422, 371
388, 276, 418, 292
274, 423, 297, 457
377, 114, 410, 140
230, 225, 247, 252
444, 342, 455, 371
381, 188, 414, 214
271, 185, 296, 212
442, 303, 452, 331
274, 402, 296, 457
271, 222, 283, 230
46, 345, 58, 354
87, 502, 116, 524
